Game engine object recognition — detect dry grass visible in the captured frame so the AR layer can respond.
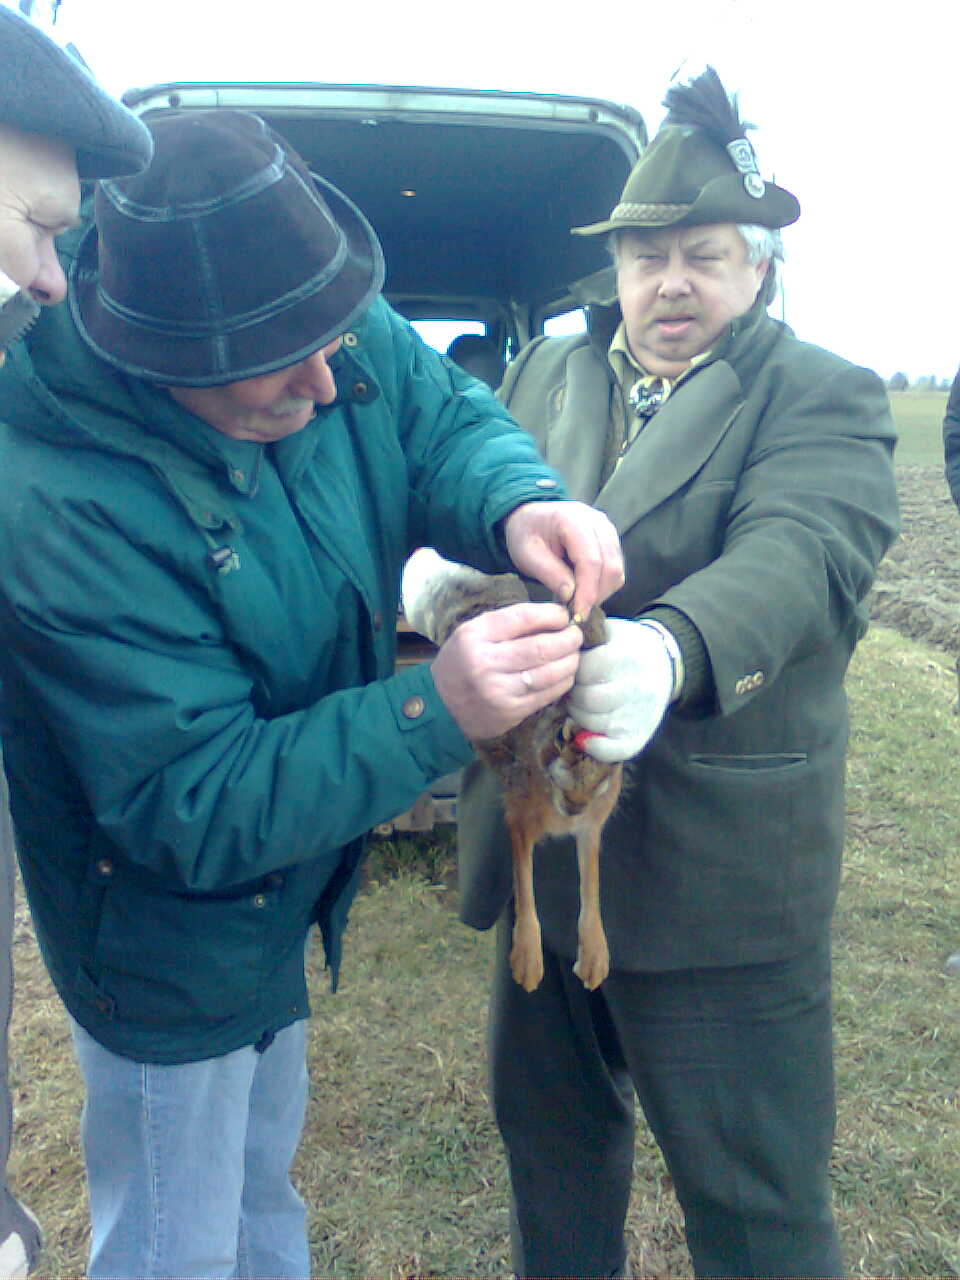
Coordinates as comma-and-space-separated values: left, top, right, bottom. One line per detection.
6, 622, 960, 1277
889, 389, 949, 468
834, 626, 960, 1278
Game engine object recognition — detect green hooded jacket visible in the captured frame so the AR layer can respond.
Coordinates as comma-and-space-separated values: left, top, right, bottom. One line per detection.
0, 290, 565, 1063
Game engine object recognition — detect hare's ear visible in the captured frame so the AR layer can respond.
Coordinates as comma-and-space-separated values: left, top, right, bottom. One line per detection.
578, 606, 608, 650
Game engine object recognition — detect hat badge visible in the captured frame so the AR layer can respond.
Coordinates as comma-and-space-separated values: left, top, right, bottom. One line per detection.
725, 138, 765, 199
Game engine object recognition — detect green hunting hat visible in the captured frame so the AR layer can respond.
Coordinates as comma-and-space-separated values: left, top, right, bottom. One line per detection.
573, 67, 799, 236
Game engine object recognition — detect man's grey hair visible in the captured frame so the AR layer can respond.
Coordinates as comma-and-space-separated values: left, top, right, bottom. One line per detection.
736, 224, 783, 268
737, 225, 783, 304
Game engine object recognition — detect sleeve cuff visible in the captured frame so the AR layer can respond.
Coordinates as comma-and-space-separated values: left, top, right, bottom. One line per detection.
639, 605, 715, 710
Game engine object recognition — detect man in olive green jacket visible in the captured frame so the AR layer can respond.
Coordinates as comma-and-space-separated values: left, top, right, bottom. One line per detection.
0, 111, 621, 1280
458, 69, 899, 1277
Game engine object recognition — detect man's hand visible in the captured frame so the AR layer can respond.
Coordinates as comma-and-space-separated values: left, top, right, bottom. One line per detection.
503, 501, 624, 621
431, 602, 583, 742
567, 618, 680, 763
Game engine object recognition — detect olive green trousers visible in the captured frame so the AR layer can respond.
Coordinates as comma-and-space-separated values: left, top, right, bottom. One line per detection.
489, 915, 843, 1278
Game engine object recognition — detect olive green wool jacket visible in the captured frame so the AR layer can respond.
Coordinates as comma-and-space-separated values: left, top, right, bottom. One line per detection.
0, 290, 566, 1063
458, 295, 900, 970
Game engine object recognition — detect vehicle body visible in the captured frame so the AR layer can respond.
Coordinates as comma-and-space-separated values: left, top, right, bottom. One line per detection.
120, 81, 647, 828
122, 81, 646, 354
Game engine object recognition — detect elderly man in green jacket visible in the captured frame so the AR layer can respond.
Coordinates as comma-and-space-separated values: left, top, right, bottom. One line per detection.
0, 110, 621, 1280
457, 68, 899, 1277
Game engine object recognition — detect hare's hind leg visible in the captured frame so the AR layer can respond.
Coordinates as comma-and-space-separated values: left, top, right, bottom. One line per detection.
507, 817, 544, 993
572, 771, 620, 989
572, 826, 608, 990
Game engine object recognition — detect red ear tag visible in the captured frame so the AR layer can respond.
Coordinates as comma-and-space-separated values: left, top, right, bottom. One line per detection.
572, 729, 602, 752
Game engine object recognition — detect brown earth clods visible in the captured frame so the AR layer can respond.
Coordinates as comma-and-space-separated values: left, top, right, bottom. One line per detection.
870, 465, 960, 660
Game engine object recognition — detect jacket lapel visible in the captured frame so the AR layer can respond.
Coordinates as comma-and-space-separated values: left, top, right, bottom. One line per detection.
541, 345, 612, 502
598, 359, 744, 530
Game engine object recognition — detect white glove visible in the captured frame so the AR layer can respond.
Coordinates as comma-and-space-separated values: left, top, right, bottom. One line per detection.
567, 618, 683, 763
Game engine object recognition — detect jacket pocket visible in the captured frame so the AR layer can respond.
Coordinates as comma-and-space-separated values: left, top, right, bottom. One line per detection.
689, 752, 807, 771
90, 871, 274, 1027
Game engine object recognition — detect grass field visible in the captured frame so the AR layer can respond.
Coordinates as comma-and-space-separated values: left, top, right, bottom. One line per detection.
889, 389, 949, 468
8, 621, 960, 1278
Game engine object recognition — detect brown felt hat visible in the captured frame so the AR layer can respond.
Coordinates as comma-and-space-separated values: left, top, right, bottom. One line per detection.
573, 69, 799, 236
70, 110, 385, 386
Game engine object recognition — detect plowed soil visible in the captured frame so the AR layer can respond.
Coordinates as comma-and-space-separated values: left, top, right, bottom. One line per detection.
870, 466, 960, 659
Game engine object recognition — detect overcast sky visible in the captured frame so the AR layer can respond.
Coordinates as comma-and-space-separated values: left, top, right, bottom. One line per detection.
18, 0, 958, 382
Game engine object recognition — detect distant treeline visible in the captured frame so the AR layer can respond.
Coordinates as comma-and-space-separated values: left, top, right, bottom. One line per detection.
887, 373, 953, 391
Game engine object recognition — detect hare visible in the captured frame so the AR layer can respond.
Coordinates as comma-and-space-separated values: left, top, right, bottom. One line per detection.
402, 549, 622, 992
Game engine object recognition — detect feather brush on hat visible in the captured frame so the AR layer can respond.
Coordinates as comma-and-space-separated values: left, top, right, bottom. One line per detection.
663, 67, 754, 143
662, 67, 766, 199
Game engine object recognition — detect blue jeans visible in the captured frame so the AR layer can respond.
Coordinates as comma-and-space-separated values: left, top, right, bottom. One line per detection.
70, 1018, 310, 1279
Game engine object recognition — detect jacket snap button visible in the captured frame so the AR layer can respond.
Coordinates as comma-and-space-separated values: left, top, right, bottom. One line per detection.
352, 381, 368, 398
96, 858, 113, 877
401, 695, 425, 719
343, 332, 358, 348
253, 894, 266, 908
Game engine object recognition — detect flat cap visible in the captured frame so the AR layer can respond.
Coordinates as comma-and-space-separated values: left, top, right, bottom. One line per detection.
0, 6, 152, 178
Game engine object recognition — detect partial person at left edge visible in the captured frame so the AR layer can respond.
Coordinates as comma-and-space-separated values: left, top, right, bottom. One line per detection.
0, 8, 153, 1277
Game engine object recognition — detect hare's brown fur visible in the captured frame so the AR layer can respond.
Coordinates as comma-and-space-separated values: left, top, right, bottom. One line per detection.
429, 571, 621, 991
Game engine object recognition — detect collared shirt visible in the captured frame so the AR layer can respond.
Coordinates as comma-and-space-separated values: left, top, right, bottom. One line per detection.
605, 321, 712, 476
